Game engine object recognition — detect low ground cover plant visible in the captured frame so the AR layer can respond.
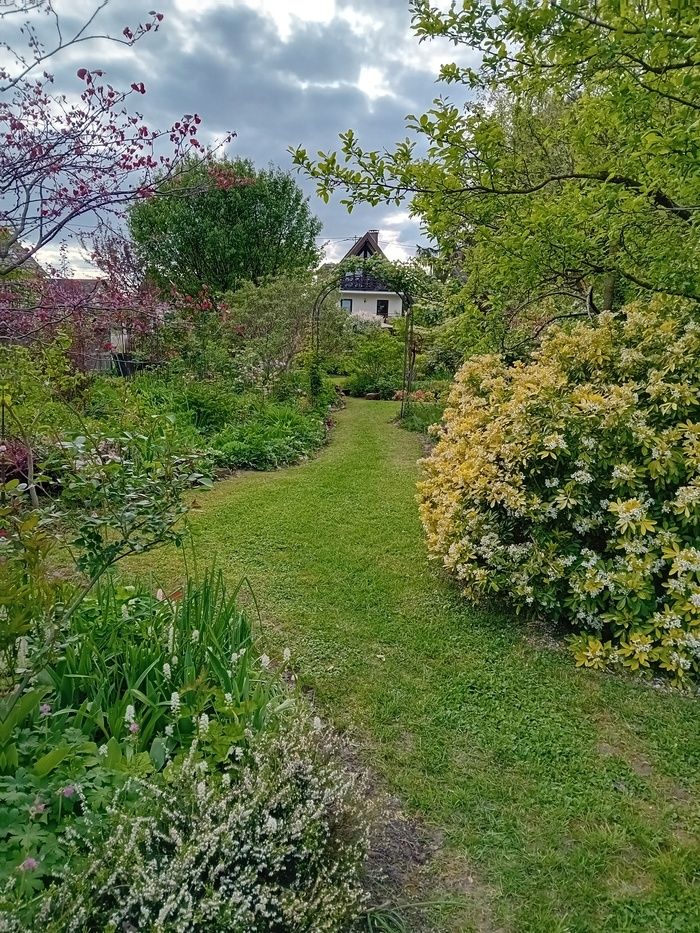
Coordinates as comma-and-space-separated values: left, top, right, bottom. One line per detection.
211, 400, 329, 470
419, 297, 700, 684
36, 713, 369, 933
6, 341, 338, 488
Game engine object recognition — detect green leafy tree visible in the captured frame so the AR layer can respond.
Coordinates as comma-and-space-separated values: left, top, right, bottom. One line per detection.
225, 273, 319, 386
293, 1, 700, 333
129, 158, 322, 298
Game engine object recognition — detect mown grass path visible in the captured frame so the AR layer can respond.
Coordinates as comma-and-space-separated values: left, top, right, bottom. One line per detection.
136, 399, 699, 932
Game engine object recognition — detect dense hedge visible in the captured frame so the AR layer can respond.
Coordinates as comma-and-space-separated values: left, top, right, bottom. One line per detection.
419, 297, 700, 684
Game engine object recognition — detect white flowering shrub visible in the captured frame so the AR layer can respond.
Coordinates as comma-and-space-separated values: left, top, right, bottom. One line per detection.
419, 297, 700, 684
36, 712, 370, 932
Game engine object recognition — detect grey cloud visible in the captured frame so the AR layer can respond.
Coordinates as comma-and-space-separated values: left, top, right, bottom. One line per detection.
36, 0, 453, 257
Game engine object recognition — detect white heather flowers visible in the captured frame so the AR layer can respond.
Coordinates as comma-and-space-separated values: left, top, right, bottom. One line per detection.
40, 711, 371, 932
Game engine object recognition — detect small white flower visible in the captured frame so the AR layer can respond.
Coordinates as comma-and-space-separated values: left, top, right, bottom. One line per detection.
170, 691, 181, 714
312, 716, 323, 732
191, 629, 200, 644
198, 713, 209, 734
163, 662, 171, 680
283, 648, 291, 663
124, 704, 136, 725
259, 654, 271, 670
164, 724, 174, 737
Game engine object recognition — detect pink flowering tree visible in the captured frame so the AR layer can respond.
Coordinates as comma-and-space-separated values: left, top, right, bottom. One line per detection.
0, 0, 234, 342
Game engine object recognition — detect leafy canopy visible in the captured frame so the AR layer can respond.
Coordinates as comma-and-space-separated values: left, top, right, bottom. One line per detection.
292, 0, 700, 319
129, 158, 322, 298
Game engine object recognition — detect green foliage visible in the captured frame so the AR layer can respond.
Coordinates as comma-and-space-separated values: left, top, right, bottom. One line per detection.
129, 158, 322, 298
399, 403, 444, 435
225, 271, 329, 385
423, 304, 507, 371
0, 573, 308, 916
211, 400, 328, 470
43, 572, 275, 758
293, 0, 700, 340
346, 330, 405, 399
50, 426, 202, 580
419, 297, 700, 684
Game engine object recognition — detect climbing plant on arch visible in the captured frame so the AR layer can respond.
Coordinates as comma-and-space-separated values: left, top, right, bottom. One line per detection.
311, 255, 441, 417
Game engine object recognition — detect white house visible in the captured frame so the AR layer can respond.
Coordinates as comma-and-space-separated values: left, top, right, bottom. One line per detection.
338, 230, 403, 324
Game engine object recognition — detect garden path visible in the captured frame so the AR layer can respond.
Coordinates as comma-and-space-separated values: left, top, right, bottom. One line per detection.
137, 399, 700, 933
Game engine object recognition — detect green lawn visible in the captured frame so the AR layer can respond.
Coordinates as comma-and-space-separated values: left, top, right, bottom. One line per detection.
133, 399, 700, 932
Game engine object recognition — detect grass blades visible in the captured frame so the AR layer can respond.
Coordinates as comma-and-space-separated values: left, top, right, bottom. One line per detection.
131, 399, 700, 933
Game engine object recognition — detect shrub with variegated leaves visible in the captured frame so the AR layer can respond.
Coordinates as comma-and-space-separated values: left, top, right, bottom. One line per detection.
419, 297, 700, 684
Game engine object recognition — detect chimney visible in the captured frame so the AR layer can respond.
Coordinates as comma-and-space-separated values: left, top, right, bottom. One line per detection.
367, 229, 379, 247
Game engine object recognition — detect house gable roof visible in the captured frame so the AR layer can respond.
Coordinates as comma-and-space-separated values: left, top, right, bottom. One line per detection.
340, 230, 396, 294
341, 229, 386, 262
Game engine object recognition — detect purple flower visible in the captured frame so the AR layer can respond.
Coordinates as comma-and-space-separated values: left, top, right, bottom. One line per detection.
129, 721, 139, 734
60, 785, 75, 798
19, 857, 39, 872
40, 703, 51, 716
30, 799, 46, 817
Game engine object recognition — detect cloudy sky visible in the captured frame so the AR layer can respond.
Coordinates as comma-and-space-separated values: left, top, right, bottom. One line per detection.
28, 0, 473, 272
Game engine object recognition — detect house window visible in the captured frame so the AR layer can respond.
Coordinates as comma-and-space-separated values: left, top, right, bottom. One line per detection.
340, 298, 353, 312
376, 299, 389, 319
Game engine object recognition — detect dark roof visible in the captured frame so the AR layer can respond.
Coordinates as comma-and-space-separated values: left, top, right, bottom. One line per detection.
339, 230, 395, 293
341, 229, 386, 261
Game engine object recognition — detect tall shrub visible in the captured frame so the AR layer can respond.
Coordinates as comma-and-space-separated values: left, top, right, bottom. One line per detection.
419, 297, 700, 683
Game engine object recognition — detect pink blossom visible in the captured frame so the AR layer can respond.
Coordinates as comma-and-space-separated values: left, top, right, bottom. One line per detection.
19, 857, 39, 872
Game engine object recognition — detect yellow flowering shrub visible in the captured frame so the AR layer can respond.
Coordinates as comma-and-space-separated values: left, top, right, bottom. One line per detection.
419, 297, 700, 684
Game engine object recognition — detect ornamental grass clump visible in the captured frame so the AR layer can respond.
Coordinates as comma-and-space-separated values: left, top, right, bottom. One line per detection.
36, 713, 371, 933
419, 297, 700, 684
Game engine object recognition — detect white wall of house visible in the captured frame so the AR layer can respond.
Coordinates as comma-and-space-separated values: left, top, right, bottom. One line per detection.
339, 290, 403, 323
